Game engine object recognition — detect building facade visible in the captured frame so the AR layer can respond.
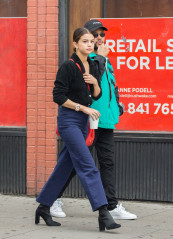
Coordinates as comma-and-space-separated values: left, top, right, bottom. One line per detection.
0, 0, 173, 201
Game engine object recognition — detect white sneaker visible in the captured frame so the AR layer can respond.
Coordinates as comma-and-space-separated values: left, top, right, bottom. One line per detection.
50, 198, 66, 218
109, 203, 137, 220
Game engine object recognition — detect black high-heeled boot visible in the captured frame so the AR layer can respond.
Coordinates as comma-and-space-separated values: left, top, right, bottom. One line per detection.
98, 205, 121, 232
35, 204, 61, 226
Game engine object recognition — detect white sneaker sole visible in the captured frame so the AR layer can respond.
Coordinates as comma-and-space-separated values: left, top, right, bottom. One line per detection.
50, 212, 66, 218
112, 215, 137, 220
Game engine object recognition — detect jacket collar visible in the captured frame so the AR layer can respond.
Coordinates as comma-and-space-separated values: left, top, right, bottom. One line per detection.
89, 52, 97, 58
70, 52, 93, 74
89, 52, 108, 61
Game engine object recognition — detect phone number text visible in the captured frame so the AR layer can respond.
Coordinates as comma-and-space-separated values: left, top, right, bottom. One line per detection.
127, 103, 173, 115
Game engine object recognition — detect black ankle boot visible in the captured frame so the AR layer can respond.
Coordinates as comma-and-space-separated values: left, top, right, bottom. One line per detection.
98, 205, 121, 232
35, 204, 61, 226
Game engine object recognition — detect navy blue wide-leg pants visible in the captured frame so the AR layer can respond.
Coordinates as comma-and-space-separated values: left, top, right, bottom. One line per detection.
36, 106, 107, 211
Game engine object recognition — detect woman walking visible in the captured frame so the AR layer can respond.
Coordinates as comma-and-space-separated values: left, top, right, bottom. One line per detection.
35, 27, 121, 232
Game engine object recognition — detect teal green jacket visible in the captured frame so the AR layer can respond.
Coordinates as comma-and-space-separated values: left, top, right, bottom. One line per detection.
90, 53, 119, 129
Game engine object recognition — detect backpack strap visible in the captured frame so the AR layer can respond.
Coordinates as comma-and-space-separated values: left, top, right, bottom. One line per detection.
70, 58, 83, 74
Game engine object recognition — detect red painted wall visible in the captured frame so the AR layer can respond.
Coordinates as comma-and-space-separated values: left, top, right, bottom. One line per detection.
0, 18, 27, 126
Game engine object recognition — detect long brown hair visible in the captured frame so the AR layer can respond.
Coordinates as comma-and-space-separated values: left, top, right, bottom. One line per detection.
73, 27, 92, 43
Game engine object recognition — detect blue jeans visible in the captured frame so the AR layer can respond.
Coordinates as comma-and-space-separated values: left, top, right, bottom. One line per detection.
36, 106, 107, 211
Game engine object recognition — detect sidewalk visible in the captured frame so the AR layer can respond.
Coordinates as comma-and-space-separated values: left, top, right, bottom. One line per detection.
0, 194, 172, 239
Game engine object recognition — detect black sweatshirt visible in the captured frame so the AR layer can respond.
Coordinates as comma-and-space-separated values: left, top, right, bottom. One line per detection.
53, 53, 105, 106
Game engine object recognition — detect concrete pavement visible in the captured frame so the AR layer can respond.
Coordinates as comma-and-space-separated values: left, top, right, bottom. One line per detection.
0, 194, 173, 239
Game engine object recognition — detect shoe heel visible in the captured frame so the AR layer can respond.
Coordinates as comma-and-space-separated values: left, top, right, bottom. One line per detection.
98, 219, 105, 232
35, 211, 40, 224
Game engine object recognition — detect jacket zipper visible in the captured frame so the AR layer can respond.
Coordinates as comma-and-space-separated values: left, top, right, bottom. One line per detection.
105, 59, 112, 108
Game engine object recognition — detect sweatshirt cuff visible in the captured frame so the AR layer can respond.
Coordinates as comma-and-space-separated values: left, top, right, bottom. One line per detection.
53, 96, 68, 105
92, 88, 102, 101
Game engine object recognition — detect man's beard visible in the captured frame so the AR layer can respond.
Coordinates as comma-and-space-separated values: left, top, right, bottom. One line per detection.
94, 43, 98, 51
94, 40, 105, 51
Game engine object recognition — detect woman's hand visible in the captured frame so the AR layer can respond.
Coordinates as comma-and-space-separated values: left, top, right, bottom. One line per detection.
80, 105, 100, 120
83, 73, 100, 98
83, 73, 98, 86
62, 100, 100, 120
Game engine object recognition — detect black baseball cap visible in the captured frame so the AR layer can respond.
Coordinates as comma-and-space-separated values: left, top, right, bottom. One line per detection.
84, 19, 108, 32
